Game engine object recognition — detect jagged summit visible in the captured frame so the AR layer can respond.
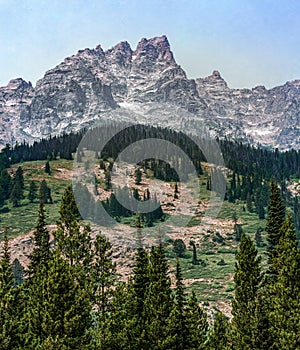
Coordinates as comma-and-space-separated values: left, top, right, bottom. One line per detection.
1, 35, 300, 150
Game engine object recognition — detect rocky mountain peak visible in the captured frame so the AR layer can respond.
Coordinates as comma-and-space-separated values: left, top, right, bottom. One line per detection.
105, 41, 133, 68
133, 35, 175, 64
3, 78, 33, 92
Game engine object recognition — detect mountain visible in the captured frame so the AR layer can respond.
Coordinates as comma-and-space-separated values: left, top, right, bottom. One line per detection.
1, 35, 300, 150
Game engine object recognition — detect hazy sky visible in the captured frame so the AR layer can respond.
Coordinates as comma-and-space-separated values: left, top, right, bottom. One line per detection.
1, 0, 300, 88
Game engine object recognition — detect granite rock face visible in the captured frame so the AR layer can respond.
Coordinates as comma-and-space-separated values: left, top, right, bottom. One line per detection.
1, 36, 300, 150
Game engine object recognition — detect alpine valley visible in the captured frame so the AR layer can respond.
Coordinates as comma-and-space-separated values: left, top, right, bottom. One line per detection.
1, 35, 300, 151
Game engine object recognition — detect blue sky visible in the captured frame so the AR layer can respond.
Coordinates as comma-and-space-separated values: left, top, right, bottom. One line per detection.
0, 0, 299, 88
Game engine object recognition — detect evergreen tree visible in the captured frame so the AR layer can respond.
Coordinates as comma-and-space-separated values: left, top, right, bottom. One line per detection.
24, 250, 92, 349
143, 244, 173, 349
269, 216, 300, 349
14, 166, 24, 190
266, 180, 285, 270
0, 229, 19, 349
185, 290, 208, 349
0, 169, 12, 200
92, 233, 116, 318
234, 223, 243, 242
190, 240, 198, 265
10, 180, 23, 207
209, 312, 231, 350
134, 167, 142, 185
45, 161, 51, 175
39, 180, 52, 204
173, 238, 186, 257
27, 201, 50, 279
164, 259, 186, 349
28, 180, 38, 203
232, 233, 262, 349
133, 247, 149, 318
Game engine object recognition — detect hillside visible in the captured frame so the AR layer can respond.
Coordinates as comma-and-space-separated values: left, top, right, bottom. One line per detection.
1, 158, 276, 316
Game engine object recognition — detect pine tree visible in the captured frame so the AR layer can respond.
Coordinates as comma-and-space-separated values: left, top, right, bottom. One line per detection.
133, 247, 149, 318
143, 244, 173, 349
185, 290, 208, 349
45, 161, 51, 175
14, 166, 24, 190
24, 250, 92, 349
0, 170, 11, 201
164, 259, 186, 349
27, 201, 50, 278
134, 167, 142, 185
190, 240, 198, 265
0, 229, 19, 349
39, 179, 52, 204
10, 180, 23, 207
92, 233, 116, 317
231, 233, 262, 349
208, 312, 231, 350
54, 186, 89, 265
173, 238, 186, 257
269, 216, 300, 349
266, 180, 285, 270
255, 228, 263, 247
28, 180, 38, 203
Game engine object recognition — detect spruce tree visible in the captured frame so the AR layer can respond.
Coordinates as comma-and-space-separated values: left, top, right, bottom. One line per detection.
24, 250, 92, 349
164, 259, 186, 349
143, 244, 173, 349
208, 312, 231, 350
133, 247, 149, 318
266, 180, 285, 269
92, 233, 116, 316
45, 161, 51, 175
0, 229, 18, 349
269, 216, 300, 349
54, 186, 91, 269
28, 180, 38, 203
27, 201, 50, 278
39, 180, 52, 204
232, 233, 262, 349
10, 180, 23, 207
185, 290, 208, 349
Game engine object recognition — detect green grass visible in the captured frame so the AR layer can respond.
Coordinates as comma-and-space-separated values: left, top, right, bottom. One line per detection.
1, 159, 72, 237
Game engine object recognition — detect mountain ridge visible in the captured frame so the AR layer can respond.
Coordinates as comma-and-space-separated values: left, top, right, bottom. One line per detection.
1, 35, 300, 150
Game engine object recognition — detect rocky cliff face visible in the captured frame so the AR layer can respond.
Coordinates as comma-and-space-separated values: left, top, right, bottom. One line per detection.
1, 35, 300, 150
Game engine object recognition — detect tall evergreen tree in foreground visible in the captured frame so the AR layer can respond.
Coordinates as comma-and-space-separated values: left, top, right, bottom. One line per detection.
0, 229, 19, 349
232, 233, 262, 349
266, 180, 285, 275
143, 244, 173, 349
24, 250, 92, 350
54, 185, 92, 269
27, 201, 50, 278
269, 216, 300, 349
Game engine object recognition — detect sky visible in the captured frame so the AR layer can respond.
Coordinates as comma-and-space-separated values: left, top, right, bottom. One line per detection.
0, 0, 300, 89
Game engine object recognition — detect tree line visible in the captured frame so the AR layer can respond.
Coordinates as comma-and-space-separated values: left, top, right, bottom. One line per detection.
1, 122, 300, 184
